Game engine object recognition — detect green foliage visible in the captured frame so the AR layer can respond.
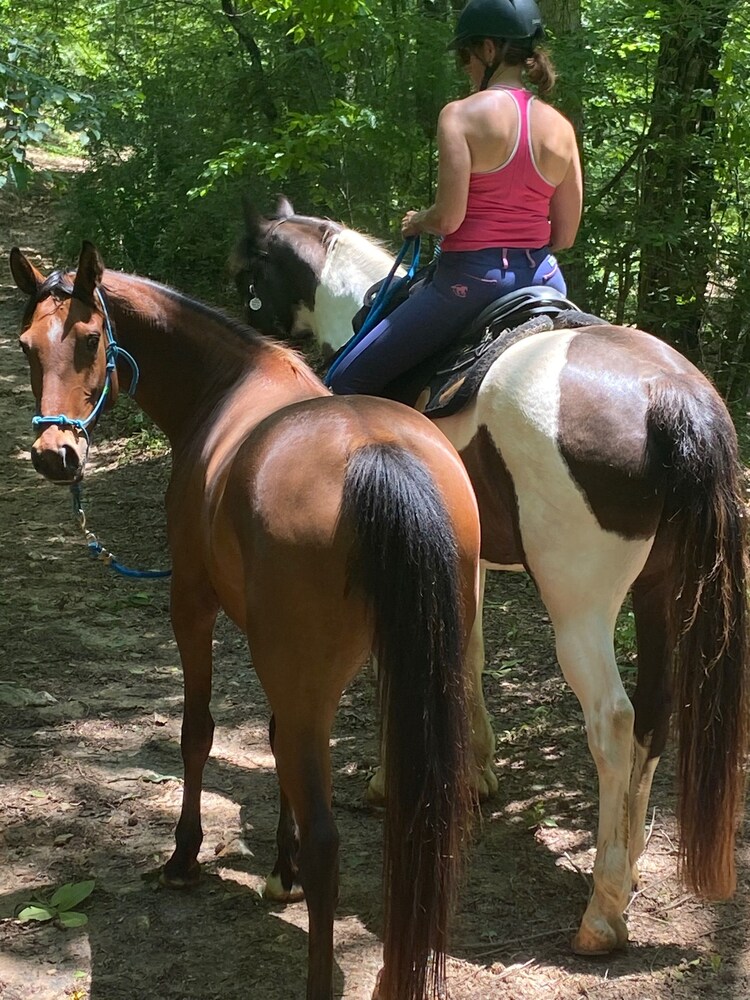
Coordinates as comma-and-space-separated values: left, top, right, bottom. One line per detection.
523, 800, 559, 830
8, 0, 750, 391
17, 879, 95, 928
0, 24, 101, 188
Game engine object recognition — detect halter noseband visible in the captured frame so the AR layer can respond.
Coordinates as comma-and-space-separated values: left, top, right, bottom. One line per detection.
31, 287, 140, 440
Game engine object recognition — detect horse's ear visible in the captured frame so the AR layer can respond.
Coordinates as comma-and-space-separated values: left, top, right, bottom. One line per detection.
9, 247, 44, 297
275, 194, 295, 219
73, 240, 104, 303
242, 194, 264, 237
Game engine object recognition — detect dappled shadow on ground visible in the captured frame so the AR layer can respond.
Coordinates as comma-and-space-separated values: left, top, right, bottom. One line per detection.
1, 172, 748, 1000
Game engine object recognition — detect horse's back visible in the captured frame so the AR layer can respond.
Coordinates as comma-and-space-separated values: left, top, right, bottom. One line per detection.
478, 323, 725, 517
440, 323, 731, 572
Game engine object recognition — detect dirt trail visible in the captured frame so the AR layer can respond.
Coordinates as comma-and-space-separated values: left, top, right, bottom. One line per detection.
0, 165, 748, 1000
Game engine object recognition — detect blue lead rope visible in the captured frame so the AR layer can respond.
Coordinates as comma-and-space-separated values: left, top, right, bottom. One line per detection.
324, 236, 421, 388
71, 483, 172, 579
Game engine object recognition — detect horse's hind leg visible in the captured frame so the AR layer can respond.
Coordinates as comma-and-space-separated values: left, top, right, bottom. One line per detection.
270, 710, 339, 1000
531, 534, 652, 955
628, 571, 673, 886
161, 578, 219, 887
265, 714, 305, 903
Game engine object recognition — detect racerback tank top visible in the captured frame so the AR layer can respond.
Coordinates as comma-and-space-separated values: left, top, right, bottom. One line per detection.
441, 86, 556, 252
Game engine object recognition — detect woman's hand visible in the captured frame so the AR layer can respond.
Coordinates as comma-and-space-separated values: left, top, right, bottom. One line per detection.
401, 211, 422, 237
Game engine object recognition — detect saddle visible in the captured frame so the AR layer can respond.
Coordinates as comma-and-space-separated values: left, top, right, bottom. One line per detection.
377, 286, 607, 418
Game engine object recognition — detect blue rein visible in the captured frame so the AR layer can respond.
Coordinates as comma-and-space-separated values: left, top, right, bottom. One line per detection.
71, 483, 172, 580
324, 236, 421, 388
31, 288, 140, 439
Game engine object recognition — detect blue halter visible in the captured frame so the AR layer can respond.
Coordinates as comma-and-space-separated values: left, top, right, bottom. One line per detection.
31, 287, 140, 440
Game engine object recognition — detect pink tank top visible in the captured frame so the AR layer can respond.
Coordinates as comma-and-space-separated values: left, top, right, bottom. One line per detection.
441, 87, 556, 252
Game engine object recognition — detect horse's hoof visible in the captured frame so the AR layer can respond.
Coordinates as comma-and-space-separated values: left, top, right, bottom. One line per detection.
264, 872, 305, 903
571, 914, 628, 956
471, 765, 498, 802
160, 860, 201, 889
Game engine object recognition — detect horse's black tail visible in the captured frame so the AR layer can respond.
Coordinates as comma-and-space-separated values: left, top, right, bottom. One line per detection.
342, 443, 473, 1000
648, 376, 749, 898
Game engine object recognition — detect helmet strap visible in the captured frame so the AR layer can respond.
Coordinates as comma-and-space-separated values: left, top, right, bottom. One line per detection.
479, 61, 496, 91
478, 39, 509, 91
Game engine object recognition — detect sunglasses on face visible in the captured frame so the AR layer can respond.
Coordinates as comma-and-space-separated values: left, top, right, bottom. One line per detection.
456, 46, 473, 67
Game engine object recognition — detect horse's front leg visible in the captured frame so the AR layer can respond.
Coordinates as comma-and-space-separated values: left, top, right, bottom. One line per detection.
466, 564, 497, 798
161, 576, 219, 888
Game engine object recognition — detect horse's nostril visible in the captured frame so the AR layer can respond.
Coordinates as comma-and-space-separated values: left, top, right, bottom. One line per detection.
30, 442, 82, 482
60, 444, 80, 474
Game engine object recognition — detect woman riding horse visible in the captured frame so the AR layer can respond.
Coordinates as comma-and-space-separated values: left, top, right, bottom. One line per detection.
328, 0, 582, 396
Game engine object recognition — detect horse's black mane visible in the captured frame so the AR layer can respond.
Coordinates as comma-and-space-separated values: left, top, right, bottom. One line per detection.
153, 280, 267, 349
23, 266, 268, 351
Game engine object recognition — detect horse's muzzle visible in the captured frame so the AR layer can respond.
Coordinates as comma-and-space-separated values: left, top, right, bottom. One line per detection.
31, 428, 87, 484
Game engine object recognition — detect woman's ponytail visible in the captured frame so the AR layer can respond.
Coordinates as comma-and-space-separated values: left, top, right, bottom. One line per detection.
525, 47, 556, 96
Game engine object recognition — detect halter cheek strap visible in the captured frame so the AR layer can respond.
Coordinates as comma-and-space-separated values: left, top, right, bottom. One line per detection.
245, 216, 291, 310
31, 288, 140, 438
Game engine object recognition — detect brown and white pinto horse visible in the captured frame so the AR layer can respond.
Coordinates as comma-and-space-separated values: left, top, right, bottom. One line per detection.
11, 241, 482, 1000
232, 197, 750, 956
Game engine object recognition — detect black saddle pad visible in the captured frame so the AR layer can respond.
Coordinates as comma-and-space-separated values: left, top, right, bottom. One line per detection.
378, 287, 607, 417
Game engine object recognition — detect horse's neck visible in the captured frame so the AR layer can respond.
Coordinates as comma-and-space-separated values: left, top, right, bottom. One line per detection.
105, 273, 313, 448
315, 230, 399, 351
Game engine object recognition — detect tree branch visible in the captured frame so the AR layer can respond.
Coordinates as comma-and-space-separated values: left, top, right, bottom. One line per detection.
220, 0, 278, 123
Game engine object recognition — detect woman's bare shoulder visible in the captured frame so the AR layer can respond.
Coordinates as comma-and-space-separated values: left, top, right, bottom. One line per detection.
531, 98, 576, 136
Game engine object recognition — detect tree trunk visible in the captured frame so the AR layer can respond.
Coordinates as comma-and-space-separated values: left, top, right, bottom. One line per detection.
538, 0, 586, 300
634, 1, 732, 356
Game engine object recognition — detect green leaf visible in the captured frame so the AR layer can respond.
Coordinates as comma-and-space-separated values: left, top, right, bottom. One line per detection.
57, 910, 88, 928
17, 904, 55, 922
51, 880, 95, 911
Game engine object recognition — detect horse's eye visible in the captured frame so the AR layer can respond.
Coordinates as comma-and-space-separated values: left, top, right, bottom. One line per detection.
86, 333, 101, 353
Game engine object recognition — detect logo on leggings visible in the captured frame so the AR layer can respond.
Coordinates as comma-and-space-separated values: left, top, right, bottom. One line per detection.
451, 284, 468, 298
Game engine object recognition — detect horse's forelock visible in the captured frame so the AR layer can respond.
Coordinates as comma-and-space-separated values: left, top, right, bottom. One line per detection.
21, 271, 75, 327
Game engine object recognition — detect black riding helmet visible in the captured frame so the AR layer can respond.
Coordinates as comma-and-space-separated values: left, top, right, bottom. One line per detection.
448, 0, 544, 50
448, 0, 544, 91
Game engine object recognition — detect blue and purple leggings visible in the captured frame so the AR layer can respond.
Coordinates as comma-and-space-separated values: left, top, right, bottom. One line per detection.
329, 245, 566, 396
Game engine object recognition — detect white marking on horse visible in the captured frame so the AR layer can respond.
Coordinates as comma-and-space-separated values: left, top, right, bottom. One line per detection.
313, 230, 403, 351
472, 330, 654, 945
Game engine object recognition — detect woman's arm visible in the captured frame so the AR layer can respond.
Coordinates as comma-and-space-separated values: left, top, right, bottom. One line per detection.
402, 102, 472, 238
548, 145, 583, 251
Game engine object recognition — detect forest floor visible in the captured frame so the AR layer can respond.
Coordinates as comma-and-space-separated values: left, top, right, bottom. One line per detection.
1, 156, 749, 1000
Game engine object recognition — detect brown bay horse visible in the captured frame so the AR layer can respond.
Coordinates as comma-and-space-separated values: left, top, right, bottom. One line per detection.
11, 240, 482, 1000
232, 197, 750, 956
